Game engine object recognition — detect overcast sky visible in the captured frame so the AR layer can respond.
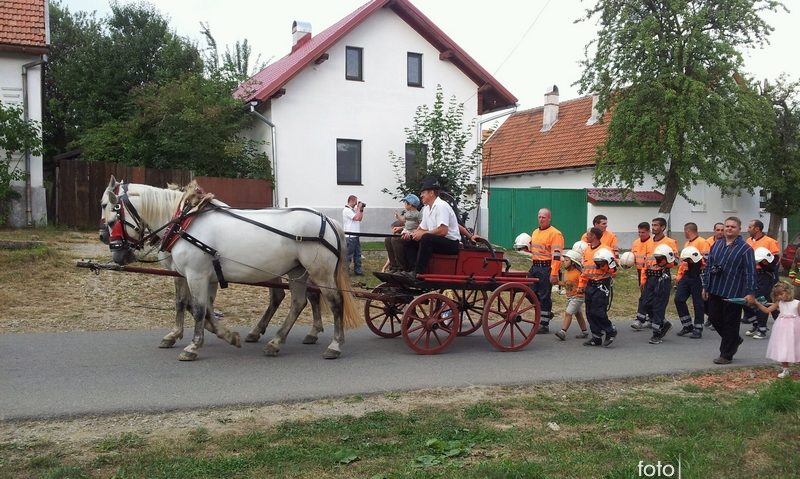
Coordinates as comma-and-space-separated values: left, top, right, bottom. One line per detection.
63, 0, 799, 111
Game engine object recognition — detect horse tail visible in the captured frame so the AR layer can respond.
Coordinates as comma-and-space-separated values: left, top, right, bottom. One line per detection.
335, 231, 362, 330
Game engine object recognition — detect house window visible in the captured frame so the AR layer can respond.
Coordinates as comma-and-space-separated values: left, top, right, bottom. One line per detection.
337, 139, 362, 185
405, 142, 428, 184
721, 192, 737, 212
407, 52, 422, 87
345, 46, 363, 81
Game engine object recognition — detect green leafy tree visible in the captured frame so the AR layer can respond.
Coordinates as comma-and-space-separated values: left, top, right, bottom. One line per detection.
200, 23, 268, 88
0, 103, 43, 223
384, 85, 481, 222
758, 76, 800, 236
576, 0, 782, 215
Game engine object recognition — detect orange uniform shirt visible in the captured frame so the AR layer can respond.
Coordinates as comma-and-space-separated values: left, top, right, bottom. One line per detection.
630, 237, 651, 271
529, 226, 564, 277
747, 234, 780, 271
640, 235, 679, 285
578, 243, 616, 289
676, 236, 710, 282
581, 229, 619, 256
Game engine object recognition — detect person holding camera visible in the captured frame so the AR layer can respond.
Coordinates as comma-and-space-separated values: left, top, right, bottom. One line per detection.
343, 195, 365, 276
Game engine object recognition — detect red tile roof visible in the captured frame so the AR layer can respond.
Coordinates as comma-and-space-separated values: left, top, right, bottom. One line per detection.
235, 0, 517, 115
587, 188, 663, 204
482, 95, 608, 177
0, 0, 47, 51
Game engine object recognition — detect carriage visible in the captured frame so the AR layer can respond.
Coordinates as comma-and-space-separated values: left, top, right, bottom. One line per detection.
88, 177, 541, 360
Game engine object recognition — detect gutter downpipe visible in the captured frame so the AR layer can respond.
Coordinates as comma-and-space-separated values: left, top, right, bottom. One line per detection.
474, 105, 517, 234
248, 101, 278, 208
22, 57, 47, 226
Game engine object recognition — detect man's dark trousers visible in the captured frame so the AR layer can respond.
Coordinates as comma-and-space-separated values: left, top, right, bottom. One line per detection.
528, 264, 553, 326
707, 294, 744, 360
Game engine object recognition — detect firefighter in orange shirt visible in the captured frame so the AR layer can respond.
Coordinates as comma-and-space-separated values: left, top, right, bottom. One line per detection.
632, 217, 679, 344
527, 208, 565, 334
674, 222, 711, 338
742, 219, 780, 337
581, 214, 619, 257
707, 222, 724, 247
630, 221, 652, 328
577, 227, 618, 347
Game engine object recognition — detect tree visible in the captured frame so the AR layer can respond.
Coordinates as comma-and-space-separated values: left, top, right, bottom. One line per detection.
576, 0, 783, 216
383, 85, 481, 223
200, 23, 268, 88
0, 103, 42, 223
757, 76, 800, 237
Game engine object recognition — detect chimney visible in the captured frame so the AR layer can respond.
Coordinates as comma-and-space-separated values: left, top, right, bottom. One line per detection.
586, 94, 600, 125
541, 85, 559, 132
292, 21, 312, 52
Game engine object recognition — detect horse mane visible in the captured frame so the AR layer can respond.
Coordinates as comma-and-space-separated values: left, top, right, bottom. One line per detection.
127, 183, 185, 228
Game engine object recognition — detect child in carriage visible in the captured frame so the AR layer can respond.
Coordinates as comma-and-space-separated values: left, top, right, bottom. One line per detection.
554, 249, 589, 340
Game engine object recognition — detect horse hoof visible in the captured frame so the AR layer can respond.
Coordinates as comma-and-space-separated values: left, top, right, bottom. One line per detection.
244, 333, 260, 343
178, 351, 198, 361
323, 348, 341, 360
302, 335, 318, 345
263, 344, 280, 357
159, 339, 176, 348
230, 332, 241, 348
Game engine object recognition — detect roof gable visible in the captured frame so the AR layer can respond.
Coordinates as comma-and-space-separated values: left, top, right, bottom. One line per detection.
0, 0, 47, 53
234, 0, 516, 115
482, 95, 608, 177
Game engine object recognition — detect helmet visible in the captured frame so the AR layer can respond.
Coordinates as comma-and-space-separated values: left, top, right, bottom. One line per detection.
680, 246, 702, 263
754, 246, 774, 264
619, 251, 636, 268
562, 249, 583, 266
513, 232, 531, 251
572, 240, 588, 255
592, 247, 617, 269
653, 244, 675, 264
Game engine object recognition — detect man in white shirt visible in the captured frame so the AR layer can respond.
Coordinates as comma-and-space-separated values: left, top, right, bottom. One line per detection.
342, 195, 365, 276
403, 178, 477, 276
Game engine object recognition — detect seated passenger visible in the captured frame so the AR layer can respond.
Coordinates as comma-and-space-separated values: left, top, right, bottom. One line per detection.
385, 194, 421, 272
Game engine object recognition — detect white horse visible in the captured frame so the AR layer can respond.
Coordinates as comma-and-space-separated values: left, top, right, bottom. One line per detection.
100, 177, 361, 361
98, 179, 325, 349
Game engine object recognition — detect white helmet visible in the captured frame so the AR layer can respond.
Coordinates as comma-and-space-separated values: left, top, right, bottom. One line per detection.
572, 240, 588, 255
592, 247, 617, 269
619, 251, 636, 268
653, 244, 676, 264
680, 246, 702, 263
562, 249, 583, 266
754, 246, 774, 264
513, 232, 531, 251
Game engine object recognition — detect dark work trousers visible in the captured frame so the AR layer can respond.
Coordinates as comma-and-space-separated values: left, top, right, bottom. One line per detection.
707, 294, 744, 360
404, 234, 459, 274
637, 271, 672, 332
674, 275, 704, 330
635, 269, 648, 321
527, 264, 553, 326
585, 279, 615, 337
742, 271, 777, 332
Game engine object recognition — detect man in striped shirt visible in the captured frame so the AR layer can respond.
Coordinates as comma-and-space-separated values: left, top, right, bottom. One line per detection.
702, 217, 756, 365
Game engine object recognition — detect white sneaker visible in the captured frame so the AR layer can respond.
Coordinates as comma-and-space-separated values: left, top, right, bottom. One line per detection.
778, 368, 790, 379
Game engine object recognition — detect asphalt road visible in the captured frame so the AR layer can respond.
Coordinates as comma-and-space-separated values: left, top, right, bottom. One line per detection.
0, 324, 771, 420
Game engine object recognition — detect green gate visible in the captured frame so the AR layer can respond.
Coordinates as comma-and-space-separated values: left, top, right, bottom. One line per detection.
488, 188, 588, 249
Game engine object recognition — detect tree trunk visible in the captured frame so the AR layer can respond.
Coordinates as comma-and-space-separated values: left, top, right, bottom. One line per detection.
659, 165, 680, 234
767, 213, 783, 244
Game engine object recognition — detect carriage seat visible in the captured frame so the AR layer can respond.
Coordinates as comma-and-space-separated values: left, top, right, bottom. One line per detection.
427, 249, 506, 277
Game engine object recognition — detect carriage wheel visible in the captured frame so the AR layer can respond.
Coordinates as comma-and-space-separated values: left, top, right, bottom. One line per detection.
402, 292, 460, 355
453, 289, 487, 336
482, 282, 541, 352
364, 283, 409, 338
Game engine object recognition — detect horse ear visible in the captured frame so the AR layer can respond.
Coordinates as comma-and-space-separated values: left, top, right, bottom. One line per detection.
108, 175, 117, 189
108, 190, 117, 204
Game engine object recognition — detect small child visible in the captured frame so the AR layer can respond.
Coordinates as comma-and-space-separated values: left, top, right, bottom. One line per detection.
554, 249, 589, 340
755, 282, 800, 378
386, 194, 422, 272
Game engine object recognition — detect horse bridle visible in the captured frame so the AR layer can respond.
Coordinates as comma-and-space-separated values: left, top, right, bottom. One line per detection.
106, 182, 149, 252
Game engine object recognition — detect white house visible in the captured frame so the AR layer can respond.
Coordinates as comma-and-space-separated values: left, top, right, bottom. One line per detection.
235, 0, 516, 235
0, 0, 48, 226
482, 86, 767, 248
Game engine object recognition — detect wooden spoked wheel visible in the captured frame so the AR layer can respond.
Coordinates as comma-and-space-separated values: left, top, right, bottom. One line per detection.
452, 289, 487, 336
481, 282, 540, 352
401, 292, 460, 354
364, 283, 408, 338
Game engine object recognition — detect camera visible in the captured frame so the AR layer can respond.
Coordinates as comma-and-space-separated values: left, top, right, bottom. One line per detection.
358, 201, 366, 209
710, 264, 723, 276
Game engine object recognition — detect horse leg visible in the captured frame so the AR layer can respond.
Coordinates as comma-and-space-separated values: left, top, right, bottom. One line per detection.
160, 278, 190, 348
320, 287, 345, 360
302, 289, 324, 345
178, 279, 211, 361
264, 271, 308, 356
245, 287, 285, 342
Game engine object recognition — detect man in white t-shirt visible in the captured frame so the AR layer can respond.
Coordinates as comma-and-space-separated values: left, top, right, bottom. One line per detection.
403, 178, 478, 276
342, 195, 365, 275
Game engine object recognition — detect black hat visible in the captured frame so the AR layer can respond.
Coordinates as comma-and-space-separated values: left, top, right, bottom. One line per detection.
420, 177, 441, 192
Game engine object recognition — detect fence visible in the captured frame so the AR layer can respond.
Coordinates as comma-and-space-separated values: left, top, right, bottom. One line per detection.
55, 159, 272, 228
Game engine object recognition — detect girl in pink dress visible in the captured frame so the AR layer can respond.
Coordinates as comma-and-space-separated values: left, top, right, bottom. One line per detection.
755, 282, 800, 378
